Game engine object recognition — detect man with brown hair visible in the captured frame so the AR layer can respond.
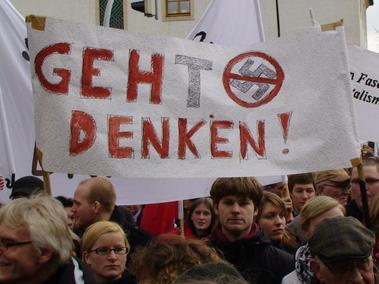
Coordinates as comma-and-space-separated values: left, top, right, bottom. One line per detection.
71, 177, 151, 253
288, 173, 315, 216
209, 177, 294, 284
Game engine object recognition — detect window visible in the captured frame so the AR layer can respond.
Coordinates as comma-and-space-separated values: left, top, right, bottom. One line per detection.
97, 0, 127, 29
163, 0, 193, 21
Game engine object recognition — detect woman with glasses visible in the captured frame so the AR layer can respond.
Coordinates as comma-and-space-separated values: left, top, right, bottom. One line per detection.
81, 221, 136, 284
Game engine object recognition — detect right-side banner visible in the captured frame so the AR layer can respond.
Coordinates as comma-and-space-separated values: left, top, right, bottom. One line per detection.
348, 45, 379, 143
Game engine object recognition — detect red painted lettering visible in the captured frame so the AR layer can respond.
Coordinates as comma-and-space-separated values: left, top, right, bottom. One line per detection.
35, 42, 71, 94
69, 111, 96, 155
81, 48, 114, 99
178, 118, 206, 159
142, 118, 170, 158
239, 121, 266, 159
127, 49, 164, 104
108, 115, 133, 158
210, 120, 233, 158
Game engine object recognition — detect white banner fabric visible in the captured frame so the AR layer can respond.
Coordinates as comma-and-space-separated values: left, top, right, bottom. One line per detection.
187, 0, 265, 45
49, 174, 283, 205
28, 17, 360, 178
0, 0, 35, 201
348, 45, 379, 143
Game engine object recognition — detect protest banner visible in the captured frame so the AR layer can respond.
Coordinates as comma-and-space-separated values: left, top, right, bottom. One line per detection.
348, 45, 379, 143
27, 17, 360, 179
0, 0, 35, 202
0, 0, 268, 204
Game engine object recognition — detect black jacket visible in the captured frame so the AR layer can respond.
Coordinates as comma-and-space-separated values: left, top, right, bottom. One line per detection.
210, 226, 294, 284
346, 200, 363, 222
109, 205, 152, 254
44, 257, 94, 284
75, 206, 152, 255
103, 270, 137, 284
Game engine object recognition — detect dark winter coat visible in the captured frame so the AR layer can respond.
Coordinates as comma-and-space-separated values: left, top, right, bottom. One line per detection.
210, 225, 295, 284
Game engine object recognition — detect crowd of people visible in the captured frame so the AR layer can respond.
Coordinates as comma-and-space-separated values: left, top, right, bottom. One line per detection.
1, 152, 379, 283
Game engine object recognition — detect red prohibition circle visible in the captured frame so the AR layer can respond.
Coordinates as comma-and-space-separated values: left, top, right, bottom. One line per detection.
223, 51, 284, 108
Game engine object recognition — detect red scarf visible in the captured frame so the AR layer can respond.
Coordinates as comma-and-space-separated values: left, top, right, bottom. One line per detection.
215, 223, 258, 242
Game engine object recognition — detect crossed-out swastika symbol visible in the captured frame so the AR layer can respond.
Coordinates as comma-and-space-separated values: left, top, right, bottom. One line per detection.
230, 59, 276, 100
223, 51, 284, 108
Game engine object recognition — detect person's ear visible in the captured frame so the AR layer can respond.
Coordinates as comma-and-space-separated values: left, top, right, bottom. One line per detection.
37, 247, 54, 264
93, 201, 101, 214
83, 252, 91, 266
253, 208, 258, 217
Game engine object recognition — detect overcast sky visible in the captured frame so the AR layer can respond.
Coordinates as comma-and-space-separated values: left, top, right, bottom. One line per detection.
367, 1, 379, 52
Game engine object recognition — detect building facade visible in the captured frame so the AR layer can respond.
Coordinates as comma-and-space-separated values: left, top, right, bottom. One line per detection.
11, 0, 370, 46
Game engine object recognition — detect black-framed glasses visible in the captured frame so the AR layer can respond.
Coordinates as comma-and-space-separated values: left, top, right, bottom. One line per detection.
0, 239, 33, 250
89, 247, 129, 255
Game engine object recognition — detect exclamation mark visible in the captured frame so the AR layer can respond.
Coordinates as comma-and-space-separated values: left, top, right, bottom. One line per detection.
278, 112, 293, 154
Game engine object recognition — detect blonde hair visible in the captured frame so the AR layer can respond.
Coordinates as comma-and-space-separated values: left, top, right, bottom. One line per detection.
300, 196, 345, 232
79, 177, 116, 213
0, 194, 73, 266
81, 221, 130, 253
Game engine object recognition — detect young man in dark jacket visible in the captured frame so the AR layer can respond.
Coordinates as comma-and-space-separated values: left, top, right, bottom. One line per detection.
209, 177, 294, 284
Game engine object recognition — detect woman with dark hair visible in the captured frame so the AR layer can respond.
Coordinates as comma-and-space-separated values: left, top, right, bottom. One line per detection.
170, 198, 215, 240
257, 192, 299, 253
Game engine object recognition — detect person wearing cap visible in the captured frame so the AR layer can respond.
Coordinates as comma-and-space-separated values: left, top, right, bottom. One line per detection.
308, 216, 377, 284
9, 176, 44, 200
313, 169, 350, 206
348, 156, 379, 222
282, 196, 346, 284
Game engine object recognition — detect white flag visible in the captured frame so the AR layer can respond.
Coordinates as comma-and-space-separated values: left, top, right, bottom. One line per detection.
187, 0, 265, 45
0, 0, 35, 202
